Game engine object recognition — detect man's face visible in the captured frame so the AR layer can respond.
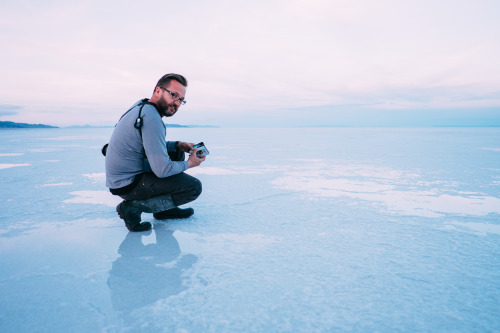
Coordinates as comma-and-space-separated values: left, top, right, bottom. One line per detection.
156, 80, 187, 117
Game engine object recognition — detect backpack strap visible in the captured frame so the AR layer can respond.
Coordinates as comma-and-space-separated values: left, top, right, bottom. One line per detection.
133, 100, 160, 139
102, 100, 160, 157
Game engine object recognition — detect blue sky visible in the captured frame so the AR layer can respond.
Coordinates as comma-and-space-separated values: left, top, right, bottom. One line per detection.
1, 0, 499, 127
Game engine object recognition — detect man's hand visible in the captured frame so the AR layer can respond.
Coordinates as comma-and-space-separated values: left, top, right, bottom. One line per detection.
178, 141, 194, 153
187, 147, 205, 168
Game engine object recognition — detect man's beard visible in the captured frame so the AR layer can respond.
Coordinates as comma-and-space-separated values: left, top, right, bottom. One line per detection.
157, 97, 177, 117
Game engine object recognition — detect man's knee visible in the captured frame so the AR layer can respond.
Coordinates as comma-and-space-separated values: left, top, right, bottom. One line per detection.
171, 175, 202, 207
168, 150, 185, 162
191, 177, 202, 198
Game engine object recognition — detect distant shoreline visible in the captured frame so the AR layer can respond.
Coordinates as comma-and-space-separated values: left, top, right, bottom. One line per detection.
0, 121, 58, 129
0, 121, 219, 129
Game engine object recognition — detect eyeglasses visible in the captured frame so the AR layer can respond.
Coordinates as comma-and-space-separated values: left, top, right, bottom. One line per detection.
159, 87, 186, 105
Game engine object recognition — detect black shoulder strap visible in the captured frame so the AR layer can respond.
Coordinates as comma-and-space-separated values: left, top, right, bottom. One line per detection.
117, 99, 160, 139
133, 100, 159, 139
103, 100, 160, 157
118, 99, 155, 122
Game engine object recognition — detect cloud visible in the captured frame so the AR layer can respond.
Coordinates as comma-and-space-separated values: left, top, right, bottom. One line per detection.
1, 0, 499, 126
0, 104, 22, 117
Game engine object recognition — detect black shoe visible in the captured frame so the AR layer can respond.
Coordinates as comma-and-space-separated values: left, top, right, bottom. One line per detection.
116, 202, 152, 232
153, 207, 194, 220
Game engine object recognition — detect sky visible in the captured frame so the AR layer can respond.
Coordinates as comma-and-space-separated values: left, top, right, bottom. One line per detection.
0, 0, 499, 127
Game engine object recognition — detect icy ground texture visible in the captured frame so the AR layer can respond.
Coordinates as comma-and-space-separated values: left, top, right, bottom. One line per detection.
1, 127, 499, 332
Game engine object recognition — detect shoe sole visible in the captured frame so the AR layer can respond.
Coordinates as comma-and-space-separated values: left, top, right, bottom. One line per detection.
153, 208, 194, 220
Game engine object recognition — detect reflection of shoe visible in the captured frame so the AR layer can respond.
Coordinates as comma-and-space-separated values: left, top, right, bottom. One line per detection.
153, 207, 194, 220
116, 202, 152, 232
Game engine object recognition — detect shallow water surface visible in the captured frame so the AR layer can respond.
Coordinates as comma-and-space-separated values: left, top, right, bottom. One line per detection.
0, 127, 499, 332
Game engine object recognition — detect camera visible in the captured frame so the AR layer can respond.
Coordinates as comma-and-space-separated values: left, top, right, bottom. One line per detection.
190, 142, 209, 158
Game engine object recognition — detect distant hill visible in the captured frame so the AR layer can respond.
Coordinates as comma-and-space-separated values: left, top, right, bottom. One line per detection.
165, 124, 219, 128
0, 121, 58, 128
65, 124, 219, 128
66, 124, 189, 128
164, 124, 188, 128
65, 125, 113, 128
0, 121, 218, 129
184, 125, 219, 128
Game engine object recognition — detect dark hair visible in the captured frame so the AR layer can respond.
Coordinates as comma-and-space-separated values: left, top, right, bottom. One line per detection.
155, 73, 188, 89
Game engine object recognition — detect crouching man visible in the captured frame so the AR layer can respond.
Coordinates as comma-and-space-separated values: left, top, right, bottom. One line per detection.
105, 73, 205, 231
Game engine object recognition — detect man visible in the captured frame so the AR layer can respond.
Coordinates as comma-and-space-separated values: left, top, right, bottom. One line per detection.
105, 73, 205, 232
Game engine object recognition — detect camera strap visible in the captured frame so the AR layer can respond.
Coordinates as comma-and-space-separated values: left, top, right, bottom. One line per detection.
102, 99, 160, 156
119, 99, 159, 139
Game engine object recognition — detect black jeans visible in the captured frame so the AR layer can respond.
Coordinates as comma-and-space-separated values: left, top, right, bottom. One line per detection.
118, 151, 202, 207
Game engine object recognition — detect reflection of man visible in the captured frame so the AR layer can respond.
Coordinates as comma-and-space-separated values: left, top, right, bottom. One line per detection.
105, 73, 206, 232
107, 227, 197, 312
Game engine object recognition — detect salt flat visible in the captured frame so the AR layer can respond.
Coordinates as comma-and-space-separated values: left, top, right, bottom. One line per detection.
1, 127, 499, 332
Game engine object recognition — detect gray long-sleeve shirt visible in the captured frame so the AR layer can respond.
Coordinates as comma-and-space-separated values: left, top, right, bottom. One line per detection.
105, 99, 189, 190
